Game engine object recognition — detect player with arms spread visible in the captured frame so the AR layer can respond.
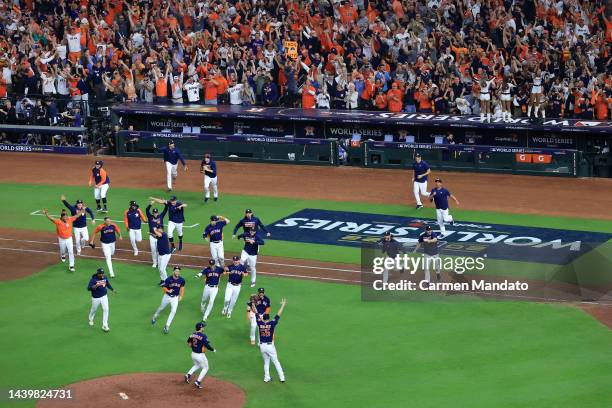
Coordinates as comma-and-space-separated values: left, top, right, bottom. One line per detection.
253, 298, 288, 383
185, 321, 216, 390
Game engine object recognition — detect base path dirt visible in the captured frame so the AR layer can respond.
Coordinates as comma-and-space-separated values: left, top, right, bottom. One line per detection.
1, 153, 612, 220
36, 373, 245, 408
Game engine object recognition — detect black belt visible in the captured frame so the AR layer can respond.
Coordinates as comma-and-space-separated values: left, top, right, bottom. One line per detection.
207, 284, 218, 288
260, 342, 272, 345
211, 240, 221, 244
230, 282, 241, 286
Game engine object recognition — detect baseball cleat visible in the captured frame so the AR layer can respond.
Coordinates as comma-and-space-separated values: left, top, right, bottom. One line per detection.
436, 273, 442, 282
96, 207, 102, 212
89, 242, 96, 249
151, 317, 157, 325
250, 283, 256, 288
152, 264, 157, 268
102, 326, 110, 332
184, 374, 191, 384
88, 320, 94, 327
171, 247, 177, 254
134, 250, 138, 256
69, 266, 75, 272
214, 197, 218, 202
280, 380, 286, 383
76, 251, 81, 256
61, 256, 66, 263
416, 204, 423, 209
450, 220, 455, 226
110, 274, 115, 278
194, 381, 202, 389
221, 308, 227, 316
264, 379, 272, 383
227, 313, 232, 319
204, 198, 209, 203
163, 326, 169, 334
250, 340, 256, 345
167, 188, 173, 192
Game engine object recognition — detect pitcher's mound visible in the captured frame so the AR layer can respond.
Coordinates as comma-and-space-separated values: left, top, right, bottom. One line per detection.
36, 373, 245, 408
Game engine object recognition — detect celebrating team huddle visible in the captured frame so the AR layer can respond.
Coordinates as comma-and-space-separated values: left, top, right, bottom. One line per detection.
43, 154, 287, 387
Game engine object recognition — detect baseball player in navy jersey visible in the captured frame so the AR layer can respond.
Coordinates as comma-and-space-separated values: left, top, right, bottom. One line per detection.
247, 288, 271, 345
154, 140, 187, 191
237, 229, 265, 288
152, 266, 186, 334
90, 217, 122, 278
124, 201, 147, 256
196, 259, 225, 321
429, 178, 460, 234
252, 298, 287, 383
185, 321, 216, 389
203, 215, 230, 267
87, 268, 116, 332
232, 209, 271, 237
200, 153, 219, 203
222, 256, 249, 318
414, 226, 442, 283
378, 231, 403, 283
88, 160, 110, 213
146, 201, 169, 268
61, 194, 95, 256
153, 226, 173, 285
151, 196, 187, 252
412, 153, 431, 209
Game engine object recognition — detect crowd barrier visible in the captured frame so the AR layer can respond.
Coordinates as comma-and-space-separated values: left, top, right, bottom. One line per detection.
115, 131, 338, 166
0, 124, 88, 155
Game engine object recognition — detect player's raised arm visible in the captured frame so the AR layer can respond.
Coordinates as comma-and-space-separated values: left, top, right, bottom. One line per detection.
220, 215, 230, 224
43, 208, 55, 222
277, 298, 287, 316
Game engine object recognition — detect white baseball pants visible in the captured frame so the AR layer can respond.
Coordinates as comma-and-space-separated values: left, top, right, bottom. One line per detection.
204, 175, 218, 199
260, 343, 285, 382
165, 161, 178, 190
94, 184, 109, 199
435, 209, 453, 233
201, 285, 219, 321
149, 235, 158, 267
413, 181, 429, 206
423, 254, 441, 283
168, 221, 183, 239
89, 295, 109, 328
101, 242, 116, 277
73, 227, 89, 254
187, 352, 209, 382
250, 313, 258, 343
223, 283, 241, 314
240, 250, 257, 285
58, 237, 75, 267
158, 253, 171, 280
210, 241, 224, 267
153, 294, 179, 328
129, 229, 142, 254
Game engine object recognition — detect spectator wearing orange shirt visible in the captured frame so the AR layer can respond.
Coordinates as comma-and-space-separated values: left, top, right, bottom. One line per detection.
386, 83, 403, 112
301, 79, 316, 109
44, 207, 85, 272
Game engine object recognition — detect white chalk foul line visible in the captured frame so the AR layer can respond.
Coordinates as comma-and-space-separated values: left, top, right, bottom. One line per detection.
0, 246, 360, 284
28, 211, 199, 228
0, 237, 361, 274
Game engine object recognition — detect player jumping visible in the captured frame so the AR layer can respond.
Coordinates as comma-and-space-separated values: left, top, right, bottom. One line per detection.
88, 160, 110, 213
185, 321, 216, 389
196, 259, 225, 322
429, 178, 460, 234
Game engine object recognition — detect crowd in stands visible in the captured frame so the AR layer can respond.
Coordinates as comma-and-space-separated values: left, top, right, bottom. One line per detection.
0, 0, 611, 125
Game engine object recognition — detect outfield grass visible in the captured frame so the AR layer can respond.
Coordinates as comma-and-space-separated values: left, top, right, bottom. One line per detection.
1, 260, 611, 408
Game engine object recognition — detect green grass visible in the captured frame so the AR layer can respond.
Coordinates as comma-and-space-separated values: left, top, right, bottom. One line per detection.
1, 260, 611, 408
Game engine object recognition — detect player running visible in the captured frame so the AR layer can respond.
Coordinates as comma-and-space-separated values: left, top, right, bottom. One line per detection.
253, 298, 287, 383
237, 229, 265, 288
414, 225, 441, 283
378, 231, 403, 283
247, 288, 271, 345
43, 208, 85, 272
412, 153, 431, 209
124, 200, 146, 256
88, 160, 110, 213
87, 267, 116, 332
152, 266, 185, 334
429, 178, 460, 234
146, 200, 169, 268
222, 256, 248, 318
61, 194, 95, 255
200, 153, 219, 203
185, 321, 216, 389
153, 226, 173, 285
155, 140, 187, 191
203, 215, 230, 267
151, 196, 187, 252
90, 217, 122, 278
232, 209, 271, 237
195, 259, 225, 322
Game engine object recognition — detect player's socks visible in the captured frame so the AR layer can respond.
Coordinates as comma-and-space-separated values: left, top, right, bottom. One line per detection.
95, 199, 101, 210
178, 236, 183, 251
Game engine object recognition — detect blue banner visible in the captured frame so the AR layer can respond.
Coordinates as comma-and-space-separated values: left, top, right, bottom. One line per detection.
0, 144, 87, 154
118, 131, 327, 145
268, 209, 611, 265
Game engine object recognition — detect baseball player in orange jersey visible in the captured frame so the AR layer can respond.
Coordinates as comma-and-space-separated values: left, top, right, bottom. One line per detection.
43, 207, 86, 272
88, 160, 110, 213
90, 217, 122, 278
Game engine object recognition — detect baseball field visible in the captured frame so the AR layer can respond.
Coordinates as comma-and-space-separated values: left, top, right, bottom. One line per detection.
0, 153, 611, 408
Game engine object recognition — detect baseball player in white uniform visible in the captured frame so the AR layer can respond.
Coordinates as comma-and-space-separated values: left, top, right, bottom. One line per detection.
152, 266, 186, 334
237, 229, 265, 288
60, 195, 95, 255
196, 259, 225, 322
89, 217, 122, 278
412, 153, 431, 209
87, 268, 116, 332
202, 215, 230, 267
200, 153, 219, 203
222, 256, 249, 319
253, 298, 287, 383
414, 226, 442, 283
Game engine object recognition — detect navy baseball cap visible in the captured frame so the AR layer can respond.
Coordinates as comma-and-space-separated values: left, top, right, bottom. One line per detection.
95, 160, 103, 165
384, 231, 392, 237
96, 268, 104, 274
232, 256, 240, 261
258, 287, 265, 293
129, 200, 137, 206
173, 265, 181, 271
196, 322, 206, 330
76, 199, 83, 204
208, 259, 215, 265
152, 207, 159, 214
245, 209, 253, 213
168, 140, 175, 145
415, 153, 421, 157
435, 177, 442, 182
425, 225, 432, 231
169, 195, 177, 201
210, 215, 218, 221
